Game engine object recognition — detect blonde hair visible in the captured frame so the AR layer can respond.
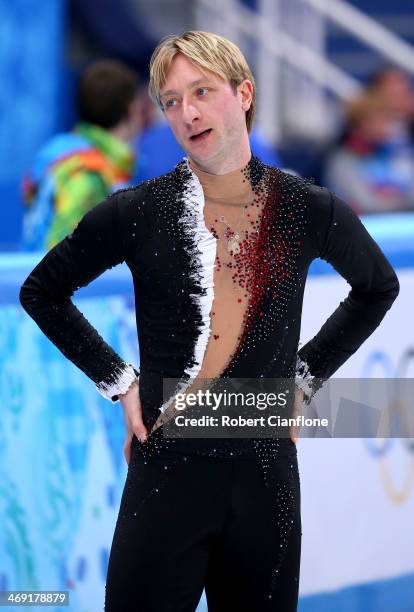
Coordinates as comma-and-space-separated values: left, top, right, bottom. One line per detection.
149, 31, 256, 133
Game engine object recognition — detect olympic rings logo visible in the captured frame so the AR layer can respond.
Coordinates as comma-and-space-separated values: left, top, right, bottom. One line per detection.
361, 349, 414, 504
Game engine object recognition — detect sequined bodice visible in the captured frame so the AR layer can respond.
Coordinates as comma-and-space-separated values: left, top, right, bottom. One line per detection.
19, 154, 400, 461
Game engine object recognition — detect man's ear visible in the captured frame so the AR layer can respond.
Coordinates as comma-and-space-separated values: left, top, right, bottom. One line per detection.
239, 79, 254, 112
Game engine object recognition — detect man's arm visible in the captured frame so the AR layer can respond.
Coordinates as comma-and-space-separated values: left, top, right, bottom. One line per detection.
296, 185, 400, 401
19, 184, 151, 402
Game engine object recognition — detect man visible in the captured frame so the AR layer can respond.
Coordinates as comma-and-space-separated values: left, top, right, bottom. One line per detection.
20, 31, 399, 611
21, 59, 142, 251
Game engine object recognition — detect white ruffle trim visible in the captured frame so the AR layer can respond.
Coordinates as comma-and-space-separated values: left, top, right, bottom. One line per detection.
96, 363, 139, 402
183, 161, 216, 378
159, 160, 217, 414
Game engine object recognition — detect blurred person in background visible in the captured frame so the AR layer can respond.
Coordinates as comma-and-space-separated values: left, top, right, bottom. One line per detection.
372, 66, 414, 147
21, 59, 142, 251
370, 66, 414, 120
323, 67, 414, 215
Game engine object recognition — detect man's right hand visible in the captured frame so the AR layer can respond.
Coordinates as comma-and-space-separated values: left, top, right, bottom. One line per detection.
120, 378, 148, 465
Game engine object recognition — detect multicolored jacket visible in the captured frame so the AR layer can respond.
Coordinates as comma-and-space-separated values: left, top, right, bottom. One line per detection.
21, 122, 134, 251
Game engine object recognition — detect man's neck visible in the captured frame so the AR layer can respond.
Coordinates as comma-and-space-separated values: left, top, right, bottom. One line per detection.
188, 155, 254, 204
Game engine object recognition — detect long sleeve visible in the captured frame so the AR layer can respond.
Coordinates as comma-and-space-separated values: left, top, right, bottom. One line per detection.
19, 184, 151, 402
295, 184, 400, 400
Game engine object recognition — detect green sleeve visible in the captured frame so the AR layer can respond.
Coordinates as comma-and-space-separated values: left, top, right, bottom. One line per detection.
46, 171, 108, 249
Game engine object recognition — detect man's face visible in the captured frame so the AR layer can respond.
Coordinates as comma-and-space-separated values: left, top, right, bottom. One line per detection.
159, 54, 252, 168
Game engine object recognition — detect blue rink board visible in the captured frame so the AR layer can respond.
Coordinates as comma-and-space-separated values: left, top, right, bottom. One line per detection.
298, 571, 414, 612
196, 571, 414, 611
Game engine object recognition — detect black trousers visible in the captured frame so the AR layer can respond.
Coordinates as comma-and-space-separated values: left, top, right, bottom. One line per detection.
105, 436, 301, 612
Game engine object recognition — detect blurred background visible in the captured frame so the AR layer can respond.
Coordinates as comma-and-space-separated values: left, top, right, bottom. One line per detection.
1, 1, 414, 611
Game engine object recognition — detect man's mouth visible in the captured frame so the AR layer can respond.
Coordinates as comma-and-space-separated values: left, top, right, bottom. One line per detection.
190, 129, 212, 141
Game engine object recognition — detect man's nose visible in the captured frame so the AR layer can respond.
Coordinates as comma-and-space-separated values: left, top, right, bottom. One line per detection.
182, 98, 201, 124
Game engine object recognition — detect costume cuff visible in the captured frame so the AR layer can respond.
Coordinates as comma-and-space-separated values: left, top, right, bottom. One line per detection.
96, 363, 140, 403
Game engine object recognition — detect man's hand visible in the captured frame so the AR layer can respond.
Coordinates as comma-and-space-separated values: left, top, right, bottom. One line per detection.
290, 386, 304, 444
120, 379, 148, 465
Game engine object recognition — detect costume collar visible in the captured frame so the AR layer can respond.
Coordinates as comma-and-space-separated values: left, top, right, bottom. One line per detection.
183, 155, 263, 201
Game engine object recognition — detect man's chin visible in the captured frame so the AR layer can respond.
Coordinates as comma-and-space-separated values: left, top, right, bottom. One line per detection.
180, 137, 215, 159
185, 147, 219, 167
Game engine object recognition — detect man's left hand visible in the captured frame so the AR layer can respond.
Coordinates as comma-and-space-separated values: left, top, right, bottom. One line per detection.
290, 386, 304, 444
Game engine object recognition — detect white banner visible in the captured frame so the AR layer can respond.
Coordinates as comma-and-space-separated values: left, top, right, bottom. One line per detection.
298, 269, 414, 596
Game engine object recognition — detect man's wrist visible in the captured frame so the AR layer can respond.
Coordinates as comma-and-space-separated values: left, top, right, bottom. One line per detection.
118, 377, 139, 399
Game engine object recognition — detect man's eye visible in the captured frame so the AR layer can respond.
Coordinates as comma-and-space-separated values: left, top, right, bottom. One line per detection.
165, 98, 177, 108
197, 87, 208, 96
